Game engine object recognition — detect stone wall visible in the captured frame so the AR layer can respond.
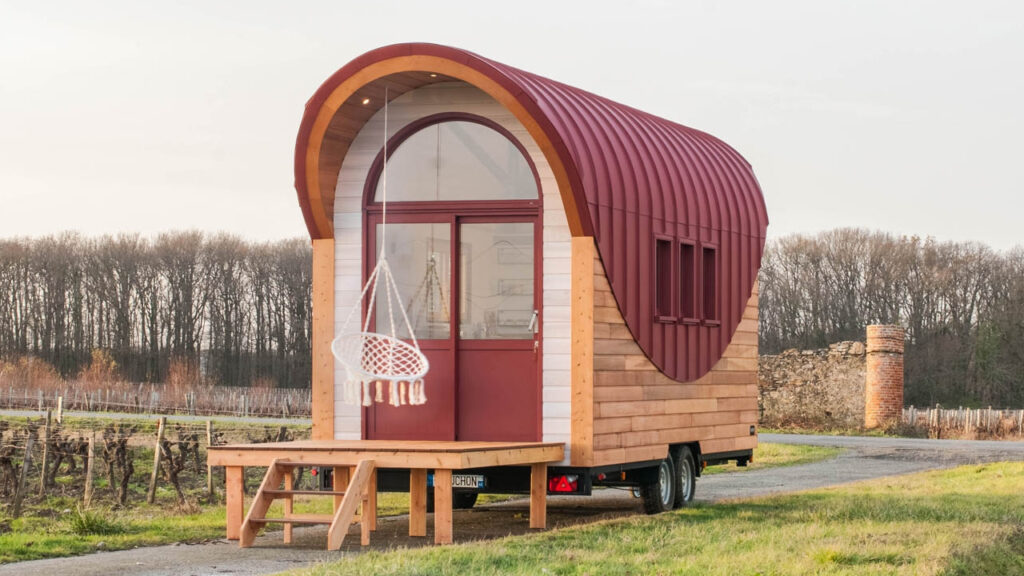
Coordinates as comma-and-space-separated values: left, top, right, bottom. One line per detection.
757, 341, 866, 428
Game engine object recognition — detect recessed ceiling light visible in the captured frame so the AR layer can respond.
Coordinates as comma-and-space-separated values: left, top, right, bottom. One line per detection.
362, 97, 370, 105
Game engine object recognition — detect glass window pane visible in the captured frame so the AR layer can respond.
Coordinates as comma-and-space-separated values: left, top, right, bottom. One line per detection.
459, 222, 534, 340
375, 223, 450, 339
374, 125, 440, 202
437, 122, 537, 200
374, 121, 537, 202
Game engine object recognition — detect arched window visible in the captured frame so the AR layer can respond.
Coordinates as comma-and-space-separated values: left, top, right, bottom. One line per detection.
372, 119, 538, 202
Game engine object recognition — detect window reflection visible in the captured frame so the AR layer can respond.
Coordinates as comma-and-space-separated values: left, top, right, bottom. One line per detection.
375, 223, 451, 340
459, 223, 534, 340
374, 121, 537, 202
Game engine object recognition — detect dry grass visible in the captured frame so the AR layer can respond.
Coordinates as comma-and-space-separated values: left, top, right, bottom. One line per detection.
289, 462, 1024, 576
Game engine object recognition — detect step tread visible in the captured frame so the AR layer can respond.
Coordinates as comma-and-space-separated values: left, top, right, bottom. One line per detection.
263, 489, 347, 497
250, 514, 334, 525
275, 461, 357, 468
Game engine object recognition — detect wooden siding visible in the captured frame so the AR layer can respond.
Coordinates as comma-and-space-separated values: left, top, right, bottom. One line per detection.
332, 83, 573, 459
585, 239, 759, 467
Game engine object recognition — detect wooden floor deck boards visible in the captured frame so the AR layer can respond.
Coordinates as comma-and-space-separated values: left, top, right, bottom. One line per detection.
208, 440, 564, 469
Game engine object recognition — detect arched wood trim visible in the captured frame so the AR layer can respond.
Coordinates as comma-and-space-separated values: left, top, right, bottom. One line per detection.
297, 54, 588, 240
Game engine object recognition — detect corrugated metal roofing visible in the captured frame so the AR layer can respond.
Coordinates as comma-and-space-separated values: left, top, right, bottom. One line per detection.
294, 43, 768, 382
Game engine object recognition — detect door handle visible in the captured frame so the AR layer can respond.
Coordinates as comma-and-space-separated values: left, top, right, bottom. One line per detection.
527, 309, 539, 334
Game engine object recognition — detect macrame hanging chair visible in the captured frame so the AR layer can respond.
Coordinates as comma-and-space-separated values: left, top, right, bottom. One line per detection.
331, 89, 429, 407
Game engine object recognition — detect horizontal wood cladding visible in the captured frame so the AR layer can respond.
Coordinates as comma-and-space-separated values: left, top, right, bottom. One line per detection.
590, 251, 759, 467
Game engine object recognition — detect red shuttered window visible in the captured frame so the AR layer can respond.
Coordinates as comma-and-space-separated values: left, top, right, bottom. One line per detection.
680, 241, 696, 321
702, 246, 719, 323
655, 238, 674, 319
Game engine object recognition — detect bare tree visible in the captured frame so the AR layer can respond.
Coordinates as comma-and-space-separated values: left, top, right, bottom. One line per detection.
760, 228, 1024, 407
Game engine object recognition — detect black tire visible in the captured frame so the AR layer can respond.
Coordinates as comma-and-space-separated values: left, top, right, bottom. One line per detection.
672, 446, 697, 509
426, 491, 478, 513
640, 455, 676, 514
454, 491, 478, 509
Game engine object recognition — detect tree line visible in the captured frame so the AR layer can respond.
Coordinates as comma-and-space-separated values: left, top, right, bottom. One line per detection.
759, 228, 1024, 408
3, 228, 1021, 407
0, 232, 311, 388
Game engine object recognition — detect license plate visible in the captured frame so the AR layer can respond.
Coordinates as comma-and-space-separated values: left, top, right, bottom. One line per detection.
428, 473, 485, 489
452, 474, 485, 489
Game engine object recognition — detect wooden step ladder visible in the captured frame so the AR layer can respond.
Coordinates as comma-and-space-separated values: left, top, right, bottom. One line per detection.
239, 459, 376, 550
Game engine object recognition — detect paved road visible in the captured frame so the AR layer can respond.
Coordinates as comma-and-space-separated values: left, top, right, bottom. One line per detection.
0, 409, 311, 426
2, 434, 1020, 576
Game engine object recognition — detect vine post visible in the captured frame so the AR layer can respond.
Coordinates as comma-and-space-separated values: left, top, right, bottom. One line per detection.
146, 416, 167, 504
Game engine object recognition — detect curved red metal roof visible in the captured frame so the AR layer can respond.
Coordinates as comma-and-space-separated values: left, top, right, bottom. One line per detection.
295, 43, 768, 382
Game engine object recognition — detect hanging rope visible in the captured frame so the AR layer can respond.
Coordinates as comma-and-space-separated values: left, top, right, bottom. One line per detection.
331, 87, 429, 407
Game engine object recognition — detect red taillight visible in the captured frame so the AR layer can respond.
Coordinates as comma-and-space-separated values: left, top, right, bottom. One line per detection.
548, 474, 579, 493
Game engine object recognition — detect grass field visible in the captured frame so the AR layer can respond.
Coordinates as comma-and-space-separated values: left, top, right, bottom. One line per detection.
288, 462, 1024, 576
0, 441, 835, 564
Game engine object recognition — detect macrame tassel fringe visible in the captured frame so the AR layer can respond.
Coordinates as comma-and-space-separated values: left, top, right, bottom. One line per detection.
362, 381, 372, 407
342, 376, 359, 406
389, 381, 400, 407
413, 379, 427, 405
338, 374, 427, 407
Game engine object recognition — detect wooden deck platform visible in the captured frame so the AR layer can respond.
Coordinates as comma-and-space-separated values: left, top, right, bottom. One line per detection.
207, 440, 564, 546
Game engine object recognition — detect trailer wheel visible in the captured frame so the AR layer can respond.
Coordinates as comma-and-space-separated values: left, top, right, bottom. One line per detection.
640, 456, 676, 514
426, 491, 478, 512
454, 491, 478, 509
672, 446, 696, 508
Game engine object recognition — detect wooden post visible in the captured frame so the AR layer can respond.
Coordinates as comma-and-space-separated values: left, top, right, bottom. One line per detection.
38, 409, 51, 495
206, 420, 215, 499
530, 463, 547, 529
12, 437, 36, 518
332, 466, 349, 512
365, 469, 377, 532
146, 416, 167, 504
225, 466, 244, 540
56, 396, 63, 424
433, 469, 453, 545
409, 468, 427, 537
283, 470, 294, 544
570, 236, 596, 467
83, 431, 96, 508
311, 238, 335, 440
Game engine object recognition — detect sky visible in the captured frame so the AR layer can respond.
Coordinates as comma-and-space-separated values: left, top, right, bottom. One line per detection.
1, 0, 1022, 250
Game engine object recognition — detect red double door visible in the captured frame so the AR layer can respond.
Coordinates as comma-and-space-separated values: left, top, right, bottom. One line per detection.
364, 213, 541, 442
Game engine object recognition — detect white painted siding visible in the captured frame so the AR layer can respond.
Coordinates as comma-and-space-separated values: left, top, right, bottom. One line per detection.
333, 83, 572, 462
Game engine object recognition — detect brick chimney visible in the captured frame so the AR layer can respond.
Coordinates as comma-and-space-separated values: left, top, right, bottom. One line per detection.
864, 325, 904, 428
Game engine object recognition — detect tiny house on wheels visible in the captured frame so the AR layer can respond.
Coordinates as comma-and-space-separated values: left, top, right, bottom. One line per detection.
209, 43, 767, 548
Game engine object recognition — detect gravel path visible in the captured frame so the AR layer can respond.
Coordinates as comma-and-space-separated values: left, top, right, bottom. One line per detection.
3, 434, 1020, 576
